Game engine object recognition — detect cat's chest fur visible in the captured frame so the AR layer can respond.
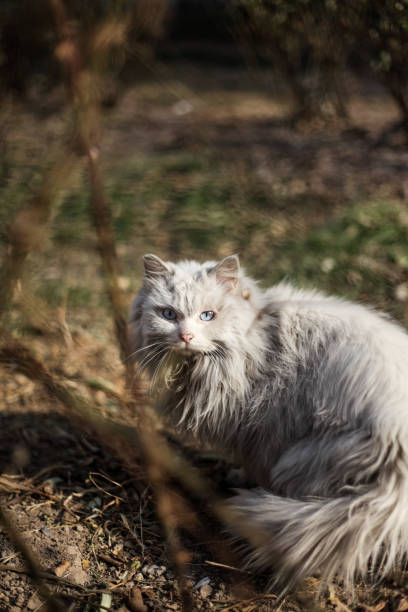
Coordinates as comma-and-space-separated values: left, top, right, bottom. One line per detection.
164, 312, 332, 460
162, 295, 408, 490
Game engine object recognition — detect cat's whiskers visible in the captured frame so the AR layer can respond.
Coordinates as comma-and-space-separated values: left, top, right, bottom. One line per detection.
139, 348, 168, 372
126, 341, 163, 362
151, 349, 173, 390
137, 344, 169, 373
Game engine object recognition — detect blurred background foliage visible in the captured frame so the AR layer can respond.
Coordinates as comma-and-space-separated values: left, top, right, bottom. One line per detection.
1, 0, 408, 337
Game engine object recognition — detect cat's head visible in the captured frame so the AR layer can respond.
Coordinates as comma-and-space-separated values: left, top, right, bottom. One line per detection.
129, 254, 260, 371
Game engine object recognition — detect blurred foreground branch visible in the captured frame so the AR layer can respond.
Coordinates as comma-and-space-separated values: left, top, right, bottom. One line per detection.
0, 152, 79, 322
49, 4, 197, 606
0, 329, 266, 563
51, 0, 137, 390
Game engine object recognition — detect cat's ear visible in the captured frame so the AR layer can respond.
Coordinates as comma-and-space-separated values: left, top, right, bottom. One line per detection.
212, 255, 240, 290
143, 254, 170, 281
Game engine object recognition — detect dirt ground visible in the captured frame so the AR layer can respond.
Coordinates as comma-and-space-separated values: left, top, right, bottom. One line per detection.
2, 64, 408, 611
4, 337, 408, 612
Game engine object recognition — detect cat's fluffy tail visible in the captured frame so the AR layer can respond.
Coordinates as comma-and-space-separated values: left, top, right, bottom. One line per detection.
231, 477, 408, 591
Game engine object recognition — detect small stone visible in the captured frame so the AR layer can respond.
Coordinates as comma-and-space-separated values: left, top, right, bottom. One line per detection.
95, 390, 106, 405
142, 564, 166, 578
321, 257, 335, 273
68, 565, 89, 586
194, 577, 210, 589
395, 283, 408, 302
27, 593, 42, 610
118, 276, 130, 290
15, 374, 29, 385
11, 445, 30, 469
172, 100, 193, 116
88, 496, 102, 509
41, 527, 52, 536
200, 585, 213, 599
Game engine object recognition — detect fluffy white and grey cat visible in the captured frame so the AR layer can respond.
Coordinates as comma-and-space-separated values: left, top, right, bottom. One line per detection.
129, 253, 408, 592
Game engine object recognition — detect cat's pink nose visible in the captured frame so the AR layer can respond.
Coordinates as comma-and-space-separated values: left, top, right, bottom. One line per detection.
180, 333, 194, 344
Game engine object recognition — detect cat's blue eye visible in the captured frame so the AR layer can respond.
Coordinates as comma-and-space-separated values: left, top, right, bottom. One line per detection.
200, 311, 215, 321
162, 308, 177, 320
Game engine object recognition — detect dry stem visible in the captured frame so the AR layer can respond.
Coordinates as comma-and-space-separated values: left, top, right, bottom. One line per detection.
49, 4, 195, 606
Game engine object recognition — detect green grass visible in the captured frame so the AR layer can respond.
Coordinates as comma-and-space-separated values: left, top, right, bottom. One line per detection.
257, 201, 408, 322
2, 150, 408, 327
99, 154, 407, 319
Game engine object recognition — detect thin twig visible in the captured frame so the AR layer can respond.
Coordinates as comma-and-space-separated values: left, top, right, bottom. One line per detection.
87, 148, 133, 376
205, 560, 250, 574
220, 594, 277, 612
328, 585, 353, 612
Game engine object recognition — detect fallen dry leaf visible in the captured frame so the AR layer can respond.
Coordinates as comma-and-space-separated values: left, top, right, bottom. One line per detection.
127, 586, 147, 612
54, 561, 71, 577
397, 598, 408, 612
362, 602, 386, 612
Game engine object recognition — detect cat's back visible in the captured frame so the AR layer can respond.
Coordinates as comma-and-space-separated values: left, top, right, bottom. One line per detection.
265, 281, 408, 347
262, 282, 408, 434
264, 282, 408, 393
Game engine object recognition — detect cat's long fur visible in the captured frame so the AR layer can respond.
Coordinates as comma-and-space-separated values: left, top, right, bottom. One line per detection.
129, 253, 408, 591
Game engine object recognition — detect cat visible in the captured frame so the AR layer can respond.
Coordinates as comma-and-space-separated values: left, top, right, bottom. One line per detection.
129, 253, 408, 592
